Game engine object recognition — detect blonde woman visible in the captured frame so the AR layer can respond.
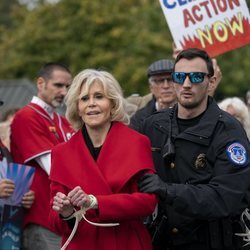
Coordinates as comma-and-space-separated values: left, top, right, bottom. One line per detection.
49, 69, 157, 250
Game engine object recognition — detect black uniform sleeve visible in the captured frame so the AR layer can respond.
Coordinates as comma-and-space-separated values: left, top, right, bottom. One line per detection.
165, 123, 250, 219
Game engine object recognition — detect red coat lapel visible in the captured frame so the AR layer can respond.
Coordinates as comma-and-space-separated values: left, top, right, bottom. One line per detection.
50, 122, 155, 195
97, 122, 154, 192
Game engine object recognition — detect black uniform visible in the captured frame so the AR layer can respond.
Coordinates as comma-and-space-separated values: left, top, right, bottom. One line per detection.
136, 97, 250, 250
130, 98, 156, 132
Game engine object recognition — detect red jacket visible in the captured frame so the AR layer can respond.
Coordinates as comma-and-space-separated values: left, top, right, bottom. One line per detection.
49, 122, 157, 250
10, 103, 73, 231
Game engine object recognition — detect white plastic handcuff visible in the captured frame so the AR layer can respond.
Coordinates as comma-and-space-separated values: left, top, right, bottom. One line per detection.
60, 196, 120, 250
235, 208, 250, 247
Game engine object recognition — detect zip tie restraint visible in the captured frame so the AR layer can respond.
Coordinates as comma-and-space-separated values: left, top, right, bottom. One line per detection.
235, 208, 250, 247
60, 195, 120, 250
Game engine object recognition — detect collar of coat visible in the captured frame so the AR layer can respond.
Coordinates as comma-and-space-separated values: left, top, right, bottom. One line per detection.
50, 122, 155, 194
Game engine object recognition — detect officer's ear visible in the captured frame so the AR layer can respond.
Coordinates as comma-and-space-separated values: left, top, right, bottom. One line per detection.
208, 76, 217, 97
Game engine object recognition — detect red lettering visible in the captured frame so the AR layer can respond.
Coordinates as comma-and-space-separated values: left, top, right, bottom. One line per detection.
183, 9, 197, 27
192, 5, 203, 21
182, 0, 241, 28
209, 0, 219, 15
228, 0, 240, 9
217, 0, 227, 12
200, 1, 213, 17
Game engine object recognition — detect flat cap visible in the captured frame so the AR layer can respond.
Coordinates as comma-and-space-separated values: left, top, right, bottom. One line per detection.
147, 59, 174, 78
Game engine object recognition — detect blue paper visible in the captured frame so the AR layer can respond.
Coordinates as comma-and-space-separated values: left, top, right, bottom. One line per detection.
4, 163, 35, 206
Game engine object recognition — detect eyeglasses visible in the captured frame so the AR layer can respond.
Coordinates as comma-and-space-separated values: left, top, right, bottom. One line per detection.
149, 77, 173, 85
171, 72, 210, 84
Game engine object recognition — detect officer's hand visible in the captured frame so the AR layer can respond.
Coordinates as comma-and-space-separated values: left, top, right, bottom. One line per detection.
138, 173, 167, 199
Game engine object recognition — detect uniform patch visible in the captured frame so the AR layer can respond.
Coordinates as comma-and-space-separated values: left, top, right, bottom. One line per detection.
195, 153, 206, 169
226, 142, 247, 166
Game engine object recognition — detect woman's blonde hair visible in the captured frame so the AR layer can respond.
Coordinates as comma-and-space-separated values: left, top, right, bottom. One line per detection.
65, 69, 130, 130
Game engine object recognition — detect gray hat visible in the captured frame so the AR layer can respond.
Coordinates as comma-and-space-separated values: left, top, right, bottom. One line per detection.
147, 59, 174, 78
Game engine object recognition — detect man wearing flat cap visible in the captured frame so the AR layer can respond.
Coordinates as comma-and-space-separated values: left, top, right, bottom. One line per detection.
130, 59, 176, 131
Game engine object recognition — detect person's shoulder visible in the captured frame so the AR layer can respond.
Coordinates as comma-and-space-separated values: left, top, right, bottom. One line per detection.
132, 99, 154, 118
11, 104, 34, 123
215, 110, 249, 147
14, 104, 30, 115
145, 106, 172, 124
218, 109, 245, 129
138, 107, 172, 136
17, 102, 48, 116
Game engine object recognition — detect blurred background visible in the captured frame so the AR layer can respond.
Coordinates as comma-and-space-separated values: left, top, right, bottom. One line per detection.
0, 0, 249, 108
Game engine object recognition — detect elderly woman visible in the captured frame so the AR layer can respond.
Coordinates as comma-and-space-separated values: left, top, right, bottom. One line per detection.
218, 97, 250, 140
49, 69, 157, 250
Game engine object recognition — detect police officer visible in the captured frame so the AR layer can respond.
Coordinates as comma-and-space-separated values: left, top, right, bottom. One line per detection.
136, 48, 250, 250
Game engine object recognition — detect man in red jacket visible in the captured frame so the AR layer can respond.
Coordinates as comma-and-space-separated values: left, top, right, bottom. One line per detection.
10, 63, 74, 250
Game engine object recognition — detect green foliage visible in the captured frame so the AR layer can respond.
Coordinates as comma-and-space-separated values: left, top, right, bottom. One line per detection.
0, 0, 21, 27
0, 0, 249, 99
214, 46, 250, 101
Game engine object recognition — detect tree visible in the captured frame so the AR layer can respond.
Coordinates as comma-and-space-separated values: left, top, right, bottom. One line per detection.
0, 0, 249, 99
0, 0, 21, 27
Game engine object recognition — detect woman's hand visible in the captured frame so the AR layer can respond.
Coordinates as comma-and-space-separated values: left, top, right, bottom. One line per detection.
53, 192, 74, 218
67, 186, 91, 208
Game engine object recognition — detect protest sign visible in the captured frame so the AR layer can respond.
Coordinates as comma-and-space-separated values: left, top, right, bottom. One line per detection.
0, 163, 35, 249
159, 0, 250, 57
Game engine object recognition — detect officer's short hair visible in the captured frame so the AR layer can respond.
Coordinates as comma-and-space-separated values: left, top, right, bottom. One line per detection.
174, 48, 214, 77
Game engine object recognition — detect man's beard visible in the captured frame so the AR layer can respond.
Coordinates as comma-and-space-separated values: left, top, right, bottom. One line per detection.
178, 97, 203, 109
51, 99, 64, 108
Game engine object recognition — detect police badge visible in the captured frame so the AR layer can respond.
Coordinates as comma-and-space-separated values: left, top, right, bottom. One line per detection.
195, 153, 206, 169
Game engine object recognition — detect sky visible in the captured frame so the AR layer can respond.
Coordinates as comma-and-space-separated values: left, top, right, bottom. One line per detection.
18, 0, 60, 9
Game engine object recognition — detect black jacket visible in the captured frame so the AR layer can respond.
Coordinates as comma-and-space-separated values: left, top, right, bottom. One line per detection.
130, 98, 156, 131
137, 97, 250, 248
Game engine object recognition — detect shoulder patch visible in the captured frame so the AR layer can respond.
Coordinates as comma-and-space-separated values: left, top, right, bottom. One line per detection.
226, 142, 247, 166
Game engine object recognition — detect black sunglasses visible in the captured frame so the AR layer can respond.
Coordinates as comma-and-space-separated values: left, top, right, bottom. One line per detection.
172, 72, 210, 84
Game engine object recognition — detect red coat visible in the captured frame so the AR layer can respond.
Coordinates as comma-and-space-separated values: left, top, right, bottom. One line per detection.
10, 103, 73, 231
49, 122, 157, 250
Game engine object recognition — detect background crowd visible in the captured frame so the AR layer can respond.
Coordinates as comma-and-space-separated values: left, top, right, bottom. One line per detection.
0, 1, 249, 250
0, 45, 249, 250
